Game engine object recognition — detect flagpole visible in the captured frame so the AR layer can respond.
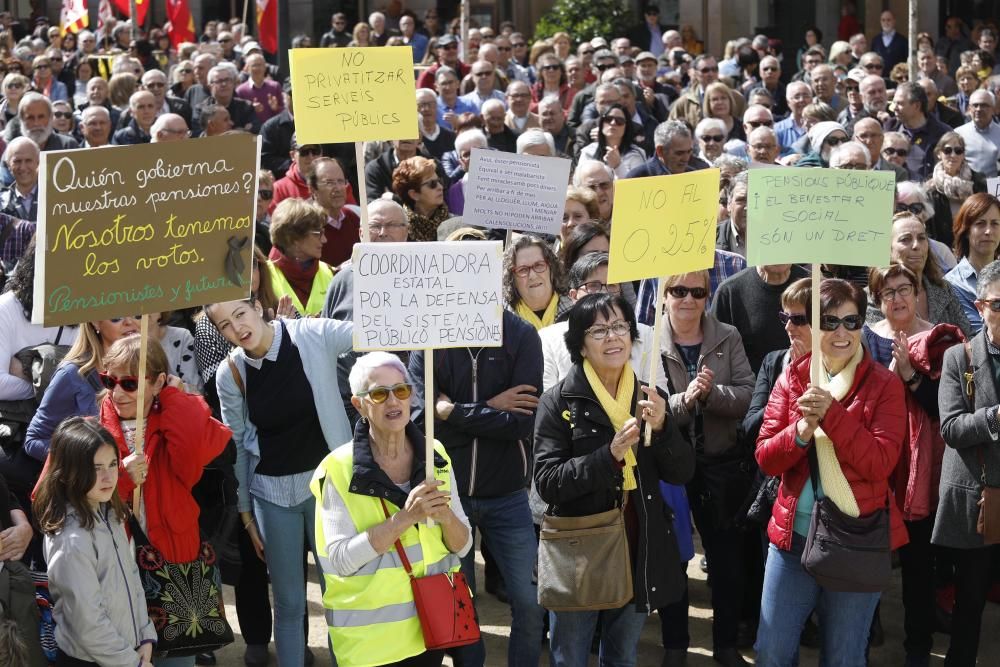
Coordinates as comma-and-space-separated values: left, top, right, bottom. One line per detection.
129, 0, 139, 41
242, 0, 250, 33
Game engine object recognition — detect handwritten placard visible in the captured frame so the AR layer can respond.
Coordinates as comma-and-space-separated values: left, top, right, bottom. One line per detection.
464, 149, 571, 235
988, 177, 1000, 198
32, 134, 260, 326
289, 47, 419, 144
352, 241, 504, 350
606, 169, 719, 283
746, 167, 894, 267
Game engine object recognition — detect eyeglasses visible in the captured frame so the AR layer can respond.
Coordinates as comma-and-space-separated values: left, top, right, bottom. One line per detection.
746, 119, 773, 128
178, 68, 193, 74
297, 147, 322, 156
883, 146, 909, 157
863, 62, 883, 70
109, 315, 141, 323
513, 260, 549, 278
498, 46, 512, 52
577, 281, 621, 294
667, 285, 708, 299
698, 66, 719, 73
978, 298, 1000, 312
825, 135, 848, 146
596, 62, 616, 71
99, 372, 143, 392
541, 64, 561, 72
878, 283, 915, 302
420, 178, 442, 189
369, 222, 409, 232
819, 314, 864, 331
585, 320, 631, 340
258, 189, 273, 199
440, 43, 459, 51
603, 115, 626, 126
699, 134, 724, 143
317, 178, 347, 188
778, 311, 809, 327
357, 383, 412, 403
145, 82, 165, 89
894, 202, 925, 215
941, 146, 965, 156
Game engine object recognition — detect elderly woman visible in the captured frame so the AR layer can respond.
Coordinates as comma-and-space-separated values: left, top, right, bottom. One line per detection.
866, 212, 973, 337
51, 99, 74, 135
444, 129, 487, 215
579, 102, 646, 179
534, 292, 694, 666
209, 294, 353, 667
392, 156, 450, 242
882, 132, 912, 174
926, 132, 988, 249
703, 82, 743, 142
531, 53, 575, 113
755, 278, 907, 665
658, 271, 755, 667
313, 352, 472, 667
266, 198, 336, 317
169, 59, 195, 99
0, 72, 28, 129
32, 54, 67, 101
934, 259, 1000, 665
794, 120, 849, 168
561, 186, 600, 245
695, 117, 727, 163
945, 193, 1000, 333
504, 234, 574, 330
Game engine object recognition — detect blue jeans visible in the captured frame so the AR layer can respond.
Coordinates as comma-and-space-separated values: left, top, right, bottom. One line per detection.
450, 490, 544, 667
755, 537, 880, 667
549, 605, 647, 667
153, 656, 195, 667
254, 495, 325, 667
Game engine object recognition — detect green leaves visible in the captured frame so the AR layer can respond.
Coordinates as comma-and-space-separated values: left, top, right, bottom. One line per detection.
534, 0, 633, 44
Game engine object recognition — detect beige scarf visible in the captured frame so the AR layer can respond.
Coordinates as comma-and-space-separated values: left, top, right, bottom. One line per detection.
812, 345, 864, 517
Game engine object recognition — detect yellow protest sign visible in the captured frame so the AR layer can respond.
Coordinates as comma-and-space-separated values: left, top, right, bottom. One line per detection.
607, 169, 719, 284
289, 47, 419, 144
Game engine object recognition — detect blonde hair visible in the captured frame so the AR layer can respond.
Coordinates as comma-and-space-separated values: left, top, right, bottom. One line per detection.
62, 324, 106, 377
663, 270, 711, 292
269, 198, 326, 251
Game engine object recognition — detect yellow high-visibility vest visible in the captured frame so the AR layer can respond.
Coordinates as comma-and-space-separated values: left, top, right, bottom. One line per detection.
266, 260, 334, 316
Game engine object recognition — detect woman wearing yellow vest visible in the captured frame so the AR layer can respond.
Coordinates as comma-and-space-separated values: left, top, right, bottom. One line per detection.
503, 234, 574, 331
267, 198, 336, 317
533, 293, 695, 666
313, 352, 472, 667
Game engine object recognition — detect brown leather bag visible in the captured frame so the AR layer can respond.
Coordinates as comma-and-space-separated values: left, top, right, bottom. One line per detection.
537, 498, 633, 611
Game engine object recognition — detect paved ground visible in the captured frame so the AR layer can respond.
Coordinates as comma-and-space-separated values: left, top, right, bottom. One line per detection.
209, 537, 1000, 666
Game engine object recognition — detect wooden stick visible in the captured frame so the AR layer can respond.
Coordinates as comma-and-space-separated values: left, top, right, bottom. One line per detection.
504, 228, 512, 250
356, 141, 370, 242
810, 264, 822, 386
131, 314, 150, 514
644, 277, 667, 446
424, 349, 434, 527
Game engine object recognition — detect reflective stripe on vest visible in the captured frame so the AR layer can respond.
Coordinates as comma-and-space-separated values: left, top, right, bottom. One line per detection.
311, 441, 461, 667
266, 260, 334, 316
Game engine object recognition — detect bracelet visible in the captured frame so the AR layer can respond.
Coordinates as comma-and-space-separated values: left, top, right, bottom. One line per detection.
243, 518, 256, 530
905, 369, 920, 386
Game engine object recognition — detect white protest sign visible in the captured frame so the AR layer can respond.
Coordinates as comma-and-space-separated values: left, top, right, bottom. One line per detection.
464, 148, 571, 234
988, 177, 1000, 198
352, 241, 504, 351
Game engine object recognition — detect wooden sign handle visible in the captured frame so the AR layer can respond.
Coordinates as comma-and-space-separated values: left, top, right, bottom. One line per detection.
424, 349, 434, 527
356, 141, 369, 242
810, 264, 822, 386
643, 277, 667, 446
131, 313, 150, 513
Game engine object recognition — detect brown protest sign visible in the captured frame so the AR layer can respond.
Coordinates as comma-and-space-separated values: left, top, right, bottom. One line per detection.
32, 134, 260, 326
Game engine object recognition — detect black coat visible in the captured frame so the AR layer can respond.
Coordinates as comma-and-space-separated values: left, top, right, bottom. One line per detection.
534, 363, 695, 612
928, 169, 988, 249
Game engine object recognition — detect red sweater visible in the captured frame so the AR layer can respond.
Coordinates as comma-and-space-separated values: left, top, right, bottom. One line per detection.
102, 387, 231, 562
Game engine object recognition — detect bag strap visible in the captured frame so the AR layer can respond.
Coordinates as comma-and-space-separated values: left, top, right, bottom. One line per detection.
806, 442, 821, 497
54, 326, 64, 346
965, 343, 990, 486
379, 497, 414, 579
227, 357, 245, 397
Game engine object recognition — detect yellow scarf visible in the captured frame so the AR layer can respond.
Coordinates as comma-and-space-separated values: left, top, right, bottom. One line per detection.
583, 358, 638, 490
813, 345, 864, 517
516, 294, 559, 330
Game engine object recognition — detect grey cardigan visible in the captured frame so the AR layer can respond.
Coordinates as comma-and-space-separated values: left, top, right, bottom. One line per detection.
935, 331, 1000, 549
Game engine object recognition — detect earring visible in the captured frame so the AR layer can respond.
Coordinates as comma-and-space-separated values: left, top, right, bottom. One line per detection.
94, 327, 100, 336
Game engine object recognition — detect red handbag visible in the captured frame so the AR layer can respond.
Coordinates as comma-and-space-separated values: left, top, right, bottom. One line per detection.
380, 499, 480, 650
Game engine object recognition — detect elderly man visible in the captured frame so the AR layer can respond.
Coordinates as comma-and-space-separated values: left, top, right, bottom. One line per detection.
573, 160, 615, 222
956, 90, 1000, 178
201, 104, 232, 137
504, 81, 538, 135
150, 113, 190, 143
538, 96, 574, 156
79, 105, 112, 147
416, 88, 455, 161
717, 171, 748, 257
852, 117, 909, 181
184, 52, 218, 110
937, 16, 974, 76
724, 104, 774, 159
415, 34, 470, 91
809, 64, 844, 113
747, 55, 787, 117
112, 90, 156, 144
435, 66, 477, 131
860, 73, 890, 125
774, 81, 811, 156
873, 10, 908, 71
17, 92, 78, 150
574, 82, 622, 149
399, 14, 428, 63
369, 11, 394, 46
236, 52, 283, 126
795, 120, 849, 167
0, 137, 39, 222
887, 81, 950, 179
482, 98, 517, 152
918, 48, 957, 97
837, 70, 868, 133
139, 69, 193, 128
567, 49, 619, 129
747, 126, 780, 164
828, 140, 871, 170
636, 51, 677, 115
460, 60, 505, 112
198, 64, 258, 135
495, 35, 529, 85
216, 30, 243, 68
919, 78, 964, 129
272, 136, 321, 210
322, 199, 409, 320
309, 157, 359, 267
627, 120, 697, 177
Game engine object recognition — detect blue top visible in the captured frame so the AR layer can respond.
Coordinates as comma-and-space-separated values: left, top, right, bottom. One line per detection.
436, 96, 477, 130
944, 257, 982, 334
862, 326, 896, 368
775, 116, 806, 157
24, 362, 101, 461
405, 32, 429, 63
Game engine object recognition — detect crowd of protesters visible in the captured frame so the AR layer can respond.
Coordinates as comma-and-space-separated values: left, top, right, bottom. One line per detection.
3, 2, 1000, 667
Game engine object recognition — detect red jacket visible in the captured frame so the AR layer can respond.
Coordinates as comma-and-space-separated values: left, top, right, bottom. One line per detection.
270, 162, 310, 213
102, 387, 231, 562
756, 351, 909, 551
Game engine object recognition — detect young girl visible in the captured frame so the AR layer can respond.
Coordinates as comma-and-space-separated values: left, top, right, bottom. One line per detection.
34, 417, 156, 667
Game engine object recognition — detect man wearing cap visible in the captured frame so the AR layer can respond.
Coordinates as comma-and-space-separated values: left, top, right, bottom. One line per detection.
635, 51, 677, 117
628, 3, 668, 56
416, 34, 470, 91
236, 52, 284, 126
271, 135, 321, 212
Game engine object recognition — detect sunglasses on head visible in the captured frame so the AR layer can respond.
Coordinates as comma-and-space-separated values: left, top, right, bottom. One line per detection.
357, 383, 413, 403
667, 285, 708, 299
819, 314, 864, 331
99, 372, 143, 392
778, 311, 809, 327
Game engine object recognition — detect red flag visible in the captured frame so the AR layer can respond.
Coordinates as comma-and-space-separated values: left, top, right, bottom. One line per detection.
110, 0, 148, 27
256, 0, 277, 54
165, 0, 195, 46
60, 0, 89, 35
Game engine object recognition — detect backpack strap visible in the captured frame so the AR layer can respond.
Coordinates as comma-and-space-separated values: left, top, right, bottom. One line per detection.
227, 357, 245, 397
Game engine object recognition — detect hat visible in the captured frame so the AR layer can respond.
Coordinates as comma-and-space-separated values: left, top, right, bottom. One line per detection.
437, 34, 458, 47
636, 51, 657, 63
846, 67, 866, 84
290, 133, 320, 151
808, 121, 846, 149
243, 41, 263, 55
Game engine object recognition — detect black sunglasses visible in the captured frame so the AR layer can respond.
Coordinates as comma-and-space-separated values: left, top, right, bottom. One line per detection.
258, 189, 274, 199
882, 147, 908, 157
99, 372, 142, 392
941, 146, 965, 156
894, 202, 924, 215
819, 314, 864, 331
778, 311, 809, 327
667, 285, 708, 299
700, 134, 724, 143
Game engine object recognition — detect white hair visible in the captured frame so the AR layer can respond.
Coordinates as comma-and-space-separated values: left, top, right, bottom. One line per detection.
694, 117, 726, 138
3, 136, 39, 164
349, 352, 410, 396
572, 160, 614, 187
415, 87, 436, 103
516, 129, 555, 155
829, 141, 871, 168
368, 198, 407, 224
481, 98, 505, 115
455, 129, 488, 153
17, 91, 50, 117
